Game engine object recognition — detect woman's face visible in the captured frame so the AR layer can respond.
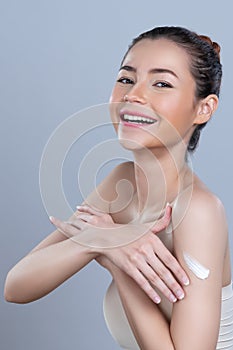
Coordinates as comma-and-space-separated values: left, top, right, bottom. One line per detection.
110, 38, 201, 151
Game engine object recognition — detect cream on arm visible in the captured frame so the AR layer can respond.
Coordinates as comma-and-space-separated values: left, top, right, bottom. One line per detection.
110, 191, 228, 350
170, 191, 228, 349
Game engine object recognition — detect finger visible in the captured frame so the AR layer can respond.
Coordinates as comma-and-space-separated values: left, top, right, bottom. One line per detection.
49, 216, 81, 238
67, 217, 88, 230
152, 237, 190, 286
136, 257, 178, 303
126, 266, 162, 304
76, 204, 103, 216
146, 253, 185, 301
76, 214, 93, 223
151, 205, 172, 233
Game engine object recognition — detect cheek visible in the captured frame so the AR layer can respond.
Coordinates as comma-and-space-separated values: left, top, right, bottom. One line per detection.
109, 91, 115, 104
157, 93, 195, 127
109, 85, 123, 103
109, 95, 121, 133
109, 85, 127, 129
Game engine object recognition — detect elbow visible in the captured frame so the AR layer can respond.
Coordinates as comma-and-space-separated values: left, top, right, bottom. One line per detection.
4, 272, 15, 302
4, 294, 28, 304
4, 285, 18, 304
4, 289, 29, 305
4, 275, 17, 303
4, 271, 29, 304
4, 289, 18, 304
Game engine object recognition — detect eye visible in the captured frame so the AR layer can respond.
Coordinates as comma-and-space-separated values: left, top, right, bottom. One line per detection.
153, 81, 172, 88
117, 77, 134, 85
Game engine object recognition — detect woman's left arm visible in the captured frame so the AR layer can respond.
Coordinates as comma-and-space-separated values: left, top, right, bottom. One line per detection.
170, 192, 228, 349
110, 192, 229, 350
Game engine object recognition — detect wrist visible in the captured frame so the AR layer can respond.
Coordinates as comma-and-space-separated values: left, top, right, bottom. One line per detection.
68, 235, 99, 258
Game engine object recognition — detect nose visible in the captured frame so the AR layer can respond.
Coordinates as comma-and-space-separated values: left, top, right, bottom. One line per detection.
124, 82, 147, 104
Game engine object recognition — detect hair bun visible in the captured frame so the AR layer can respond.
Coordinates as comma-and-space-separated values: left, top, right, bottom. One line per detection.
198, 34, 221, 60
212, 41, 221, 57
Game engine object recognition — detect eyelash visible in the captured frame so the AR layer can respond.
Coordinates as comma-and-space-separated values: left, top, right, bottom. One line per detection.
117, 77, 172, 88
153, 81, 172, 88
117, 77, 134, 84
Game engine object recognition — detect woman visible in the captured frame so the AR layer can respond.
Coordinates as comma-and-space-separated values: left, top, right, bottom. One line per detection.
4, 26, 233, 349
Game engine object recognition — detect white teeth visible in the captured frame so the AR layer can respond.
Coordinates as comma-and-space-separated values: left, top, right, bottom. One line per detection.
122, 114, 156, 124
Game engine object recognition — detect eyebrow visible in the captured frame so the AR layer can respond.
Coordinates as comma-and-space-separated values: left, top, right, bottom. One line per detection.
119, 65, 179, 79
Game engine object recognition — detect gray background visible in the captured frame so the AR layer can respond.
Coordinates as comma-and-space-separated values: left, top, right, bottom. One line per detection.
1, 1, 233, 349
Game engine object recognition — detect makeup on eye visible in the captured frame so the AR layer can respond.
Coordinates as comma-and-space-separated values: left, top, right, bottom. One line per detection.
117, 77, 135, 84
116, 77, 173, 88
153, 81, 173, 88
117, 66, 176, 88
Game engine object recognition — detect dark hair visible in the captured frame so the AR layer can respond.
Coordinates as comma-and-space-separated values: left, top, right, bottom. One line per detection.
122, 26, 222, 152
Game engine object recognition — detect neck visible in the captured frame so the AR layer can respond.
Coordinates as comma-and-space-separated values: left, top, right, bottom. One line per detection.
132, 142, 191, 220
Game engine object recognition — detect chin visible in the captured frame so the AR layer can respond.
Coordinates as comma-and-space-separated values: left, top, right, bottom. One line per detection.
118, 134, 161, 152
118, 138, 145, 150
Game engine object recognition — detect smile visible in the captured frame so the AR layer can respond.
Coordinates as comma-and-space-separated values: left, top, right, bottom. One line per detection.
120, 114, 157, 125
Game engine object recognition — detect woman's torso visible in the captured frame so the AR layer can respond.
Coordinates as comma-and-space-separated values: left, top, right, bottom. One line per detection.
103, 161, 232, 349
109, 161, 231, 287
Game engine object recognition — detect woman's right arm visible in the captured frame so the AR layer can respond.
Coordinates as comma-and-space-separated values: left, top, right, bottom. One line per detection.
4, 162, 127, 304
4, 162, 189, 304
4, 235, 96, 304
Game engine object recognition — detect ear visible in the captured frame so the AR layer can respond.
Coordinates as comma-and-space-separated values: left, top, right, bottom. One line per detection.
194, 94, 219, 125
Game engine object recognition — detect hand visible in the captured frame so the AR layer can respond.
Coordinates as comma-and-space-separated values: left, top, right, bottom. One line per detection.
75, 204, 115, 227
49, 204, 115, 238
50, 205, 189, 304
94, 205, 189, 304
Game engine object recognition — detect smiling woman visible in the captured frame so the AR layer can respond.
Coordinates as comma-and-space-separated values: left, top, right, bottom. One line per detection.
4, 26, 233, 350
103, 27, 232, 350
111, 38, 218, 153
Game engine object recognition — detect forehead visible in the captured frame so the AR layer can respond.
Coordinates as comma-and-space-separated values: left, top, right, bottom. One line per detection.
123, 38, 191, 77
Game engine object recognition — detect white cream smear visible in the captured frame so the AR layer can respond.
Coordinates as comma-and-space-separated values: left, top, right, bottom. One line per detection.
183, 252, 210, 280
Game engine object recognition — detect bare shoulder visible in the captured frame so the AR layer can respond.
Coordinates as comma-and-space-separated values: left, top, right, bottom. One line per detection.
108, 160, 135, 180
83, 161, 135, 211
172, 178, 228, 245
190, 179, 225, 211
170, 183, 229, 349
31, 162, 135, 253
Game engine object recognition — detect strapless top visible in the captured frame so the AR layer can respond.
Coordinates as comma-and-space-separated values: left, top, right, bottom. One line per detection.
103, 280, 233, 350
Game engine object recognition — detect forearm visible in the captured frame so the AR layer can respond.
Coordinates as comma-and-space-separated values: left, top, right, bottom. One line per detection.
4, 223, 138, 304
4, 238, 97, 303
111, 267, 175, 350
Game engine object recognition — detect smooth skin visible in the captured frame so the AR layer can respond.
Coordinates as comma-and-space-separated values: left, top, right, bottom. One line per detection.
4, 164, 186, 304
106, 38, 231, 349
4, 38, 231, 349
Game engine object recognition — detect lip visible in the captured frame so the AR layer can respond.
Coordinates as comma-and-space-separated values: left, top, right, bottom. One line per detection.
119, 109, 158, 122
119, 108, 158, 129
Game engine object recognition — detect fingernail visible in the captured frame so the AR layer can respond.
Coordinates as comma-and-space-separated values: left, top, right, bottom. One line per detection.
154, 296, 161, 304
76, 205, 81, 209
49, 216, 54, 222
176, 290, 185, 300
183, 278, 190, 286
166, 202, 170, 207
170, 294, 177, 303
